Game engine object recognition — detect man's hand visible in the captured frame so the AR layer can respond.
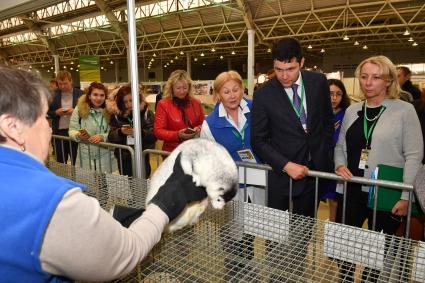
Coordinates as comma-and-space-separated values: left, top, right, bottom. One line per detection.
283, 161, 308, 180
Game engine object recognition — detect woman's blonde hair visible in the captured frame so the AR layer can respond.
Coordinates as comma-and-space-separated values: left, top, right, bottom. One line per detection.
162, 70, 193, 99
213, 70, 244, 102
355, 55, 400, 100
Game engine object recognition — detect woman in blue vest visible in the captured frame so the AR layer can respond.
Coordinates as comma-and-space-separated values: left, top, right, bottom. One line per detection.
201, 70, 264, 204
200, 70, 262, 272
0, 66, 207, 282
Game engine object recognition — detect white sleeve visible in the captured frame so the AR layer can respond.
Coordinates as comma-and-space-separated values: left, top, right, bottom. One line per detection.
200, 120, 215, 141
39, 188, 168, 282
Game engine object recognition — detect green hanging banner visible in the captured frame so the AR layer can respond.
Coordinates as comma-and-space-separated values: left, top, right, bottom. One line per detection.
79, 55, 100, 83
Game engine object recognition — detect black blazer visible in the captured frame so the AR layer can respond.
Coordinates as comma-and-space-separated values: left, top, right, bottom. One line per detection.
48, 88, 83, 133
251, 71, 334, 197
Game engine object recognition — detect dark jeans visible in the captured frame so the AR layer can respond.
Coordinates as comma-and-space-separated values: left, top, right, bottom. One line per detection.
53, 129, 78, 165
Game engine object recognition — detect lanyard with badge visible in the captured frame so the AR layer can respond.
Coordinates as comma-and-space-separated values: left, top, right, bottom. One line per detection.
90, 111, 105, 133
125, 116, 135, 145
359, 103, 386, 169
234, 124, 256, 163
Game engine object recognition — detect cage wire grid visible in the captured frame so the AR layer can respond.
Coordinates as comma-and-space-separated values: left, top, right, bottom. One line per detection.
48, 161, 425, 283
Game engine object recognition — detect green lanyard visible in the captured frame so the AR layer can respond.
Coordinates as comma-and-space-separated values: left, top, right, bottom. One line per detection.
90, 111, 104, 132
127, 116, 133, 126
288, 78, 305, 118
363, 103, 385, 148
231, 123, 248, 148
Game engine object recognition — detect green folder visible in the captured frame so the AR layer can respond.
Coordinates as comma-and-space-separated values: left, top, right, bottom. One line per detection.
368, 164, 421, 215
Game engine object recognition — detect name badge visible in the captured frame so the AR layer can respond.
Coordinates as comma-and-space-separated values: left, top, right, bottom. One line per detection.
126, 136, 135, 145
237, 149, 256, 163
358, 148, 369, 170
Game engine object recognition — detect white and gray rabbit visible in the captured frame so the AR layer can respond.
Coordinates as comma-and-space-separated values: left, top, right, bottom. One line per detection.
146, 138, 239, 232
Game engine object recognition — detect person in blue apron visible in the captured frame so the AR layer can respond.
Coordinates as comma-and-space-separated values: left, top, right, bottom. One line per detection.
0, 65, 207, 282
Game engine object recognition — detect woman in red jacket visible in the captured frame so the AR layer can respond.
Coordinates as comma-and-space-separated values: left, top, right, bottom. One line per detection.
154, 70, 205, 152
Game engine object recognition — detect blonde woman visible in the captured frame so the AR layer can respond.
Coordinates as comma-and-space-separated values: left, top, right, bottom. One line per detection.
334, 55, 423, 281
154, 70, 205, 152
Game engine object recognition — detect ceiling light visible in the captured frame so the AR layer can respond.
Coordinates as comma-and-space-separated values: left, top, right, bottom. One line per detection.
70, 61, 74, 65
231, 50, 235, 55
70, 67, 73, 70
110, 60, 114, 64
408, 37, 414, 42
100, 66, 104, 69
343, 35, 349, 41
153, 53, 157, 57
170, 60, 174, 63
202, 63, 206, 66
194, 58, 198, 62
77, 64, 80, 68
63, 66, 67, 69
147, 67, 150, 69
363, 45, 368, 50
267, 48, 271, 53
403, 29, 410, 36
29, 65, 32, 69
180, 51, 184, 55
76, 69, 79, 72
307, 45, 312, 49
164, 64, 167, 68
200, 52, 205, 57
175, 55, 178, 60
50, 66, 53, 69
354, 41, 359, 46
41, 64, 44, 67
211, 48, 216, 52
320, 48, 325, 53
412, 42, 418, 46
220, 55, 224, 59
47, 69, 50, 73
166, 62, 169, 65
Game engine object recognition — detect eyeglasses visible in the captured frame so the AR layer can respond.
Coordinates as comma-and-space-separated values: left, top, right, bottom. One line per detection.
330, 92, 343, 97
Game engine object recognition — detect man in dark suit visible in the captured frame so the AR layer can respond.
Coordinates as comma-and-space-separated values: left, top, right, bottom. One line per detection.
251, 37, 334, 217
48, 71, 82, 165
251, 37, 334, 277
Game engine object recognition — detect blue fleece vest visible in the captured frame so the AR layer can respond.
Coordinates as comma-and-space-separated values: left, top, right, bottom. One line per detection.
0, 146, 85, 283
206, 99, 260, 163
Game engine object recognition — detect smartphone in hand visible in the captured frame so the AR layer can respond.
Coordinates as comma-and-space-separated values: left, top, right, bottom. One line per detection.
184, 128, 196, 134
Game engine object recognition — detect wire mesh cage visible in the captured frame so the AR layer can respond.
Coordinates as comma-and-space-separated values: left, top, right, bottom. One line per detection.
47, 161, 425, 283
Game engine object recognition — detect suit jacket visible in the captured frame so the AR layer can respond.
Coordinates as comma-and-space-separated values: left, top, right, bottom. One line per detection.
48, 88, 83, 133
251, 71, 334, 197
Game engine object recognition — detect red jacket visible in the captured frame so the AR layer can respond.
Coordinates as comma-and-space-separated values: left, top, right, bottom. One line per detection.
154, 97, 205, 152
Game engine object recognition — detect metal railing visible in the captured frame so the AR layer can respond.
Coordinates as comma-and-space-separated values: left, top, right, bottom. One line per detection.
51, 134, 136, 176
142, 148, 417, 238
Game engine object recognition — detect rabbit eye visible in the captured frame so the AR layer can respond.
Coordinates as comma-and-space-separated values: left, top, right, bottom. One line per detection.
218, 187, 224, 191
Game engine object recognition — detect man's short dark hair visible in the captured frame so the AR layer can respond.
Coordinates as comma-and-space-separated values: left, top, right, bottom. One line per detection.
397, 66, 411, 76
272, 37, 303, 63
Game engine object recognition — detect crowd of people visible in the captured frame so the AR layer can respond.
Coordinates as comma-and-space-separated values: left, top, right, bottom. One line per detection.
1, 36, 424, 281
